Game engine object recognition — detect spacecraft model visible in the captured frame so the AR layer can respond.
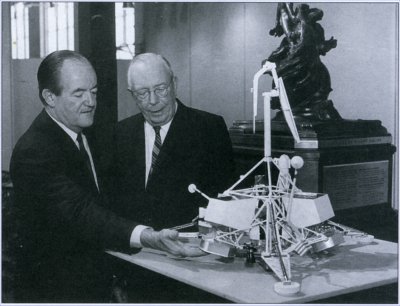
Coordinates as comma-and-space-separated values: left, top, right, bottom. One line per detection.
177, 61, 373, 296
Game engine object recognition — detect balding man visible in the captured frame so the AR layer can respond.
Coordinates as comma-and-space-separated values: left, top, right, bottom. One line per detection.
10, 50, 204, 303
111, 53, 235, 230
106, 52, 235, 302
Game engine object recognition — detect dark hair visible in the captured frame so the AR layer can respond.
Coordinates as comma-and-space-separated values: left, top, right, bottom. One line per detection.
37, 50, 90, 105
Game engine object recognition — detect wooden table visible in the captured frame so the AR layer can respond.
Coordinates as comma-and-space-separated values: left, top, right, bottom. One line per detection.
107, 236, 398, 303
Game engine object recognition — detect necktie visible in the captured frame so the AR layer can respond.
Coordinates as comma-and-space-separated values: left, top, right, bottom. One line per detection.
76, 132, 96, 184
149, 126, 162, 177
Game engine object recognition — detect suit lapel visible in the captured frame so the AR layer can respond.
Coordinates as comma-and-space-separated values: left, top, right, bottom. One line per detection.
37, 110, 80, 159
38, 110, 99, 194
136, 119, 146, 188
129, 116, 146, 189
147, 101, 188, 185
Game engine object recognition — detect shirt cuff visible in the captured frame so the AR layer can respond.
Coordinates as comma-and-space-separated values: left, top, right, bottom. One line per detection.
130, 225, 152, 248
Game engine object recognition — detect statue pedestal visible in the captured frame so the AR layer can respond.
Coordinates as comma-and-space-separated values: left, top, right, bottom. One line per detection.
229, 119, 396, 213
229, 119, 397, 237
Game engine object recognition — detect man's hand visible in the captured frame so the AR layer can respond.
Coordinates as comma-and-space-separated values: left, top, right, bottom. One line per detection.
140, 228, 206, 257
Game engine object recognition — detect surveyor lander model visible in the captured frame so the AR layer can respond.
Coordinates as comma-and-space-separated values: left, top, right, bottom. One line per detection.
177, 62, 373, 296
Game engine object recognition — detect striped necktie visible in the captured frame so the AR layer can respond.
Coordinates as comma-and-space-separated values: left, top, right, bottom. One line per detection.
149, 126, 162, 177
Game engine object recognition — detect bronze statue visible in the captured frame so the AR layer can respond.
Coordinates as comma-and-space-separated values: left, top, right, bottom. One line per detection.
266, 3, 342, 122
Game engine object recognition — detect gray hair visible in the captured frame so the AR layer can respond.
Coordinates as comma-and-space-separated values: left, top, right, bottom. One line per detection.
127, 53, 174, 86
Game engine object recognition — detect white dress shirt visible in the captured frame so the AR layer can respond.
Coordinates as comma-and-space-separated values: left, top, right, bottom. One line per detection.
144, 102, 178, 186
144, 120, 173, 185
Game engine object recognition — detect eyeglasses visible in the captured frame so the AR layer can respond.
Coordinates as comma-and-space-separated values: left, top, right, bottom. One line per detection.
128, 77, 173, 101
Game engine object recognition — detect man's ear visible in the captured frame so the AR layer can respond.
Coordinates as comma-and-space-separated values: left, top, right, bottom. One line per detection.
42, 89, 56, 107
173, 76, 178, 92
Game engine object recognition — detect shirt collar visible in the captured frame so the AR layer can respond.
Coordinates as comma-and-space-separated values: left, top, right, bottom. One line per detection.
45, 109, 79, 143
145, 118, 173, 131
144, 101, 177, 132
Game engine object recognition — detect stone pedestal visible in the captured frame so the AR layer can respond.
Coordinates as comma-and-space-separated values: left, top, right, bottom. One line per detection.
229, 119, 397, 237
229, 119, 396, 212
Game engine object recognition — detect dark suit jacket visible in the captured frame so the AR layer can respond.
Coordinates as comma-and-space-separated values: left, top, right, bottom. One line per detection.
9, 110, 138, 302
111, 100, 235, 230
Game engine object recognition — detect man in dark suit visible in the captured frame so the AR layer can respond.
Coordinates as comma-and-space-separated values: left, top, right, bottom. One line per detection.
9, 50, 204, 303
112, 53, 236, 230
107, 53, 235, 303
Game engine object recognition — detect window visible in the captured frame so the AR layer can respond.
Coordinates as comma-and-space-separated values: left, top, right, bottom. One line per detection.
11, 2, 29, 59
41, 2, 75, 55
115, 2, 135, 59
11, 2, 74, 59
11, 2, 135, 60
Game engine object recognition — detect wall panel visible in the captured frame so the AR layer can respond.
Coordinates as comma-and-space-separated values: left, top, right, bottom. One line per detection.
138, 2, 397, 135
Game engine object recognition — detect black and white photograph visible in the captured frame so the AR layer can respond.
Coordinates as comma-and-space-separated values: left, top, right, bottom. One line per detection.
1, 1, 399, 304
